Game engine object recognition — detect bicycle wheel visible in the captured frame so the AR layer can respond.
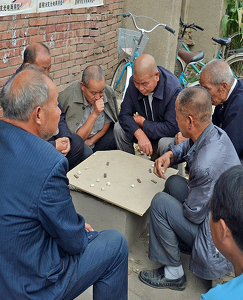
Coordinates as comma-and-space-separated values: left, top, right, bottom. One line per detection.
111, 59, 128, 103
226, 53, 243, 80
174, 57, 183, 78
224, 32, 243, 59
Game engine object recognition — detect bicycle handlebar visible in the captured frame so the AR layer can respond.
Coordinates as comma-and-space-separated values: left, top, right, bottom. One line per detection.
180, 14, 204, 33
117, 12, 175, 35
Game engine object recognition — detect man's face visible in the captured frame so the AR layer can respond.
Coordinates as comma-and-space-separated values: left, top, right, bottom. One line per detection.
133, 71, 159, 96
40, 78, 61, 140
34, 52, 52, 76
175, 97, 189, 138
81, 78, 105, 106
200, 73, 225, 106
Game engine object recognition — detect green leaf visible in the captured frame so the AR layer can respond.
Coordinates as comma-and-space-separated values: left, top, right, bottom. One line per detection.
222, 15, 230, 37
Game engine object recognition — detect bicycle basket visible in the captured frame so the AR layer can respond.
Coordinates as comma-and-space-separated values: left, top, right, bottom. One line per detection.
117, 28, 149, 58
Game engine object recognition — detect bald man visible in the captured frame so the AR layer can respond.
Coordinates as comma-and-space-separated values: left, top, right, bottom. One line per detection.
114, 54, 182, 159
1, 42, 91, 170
200, 59, 243, 161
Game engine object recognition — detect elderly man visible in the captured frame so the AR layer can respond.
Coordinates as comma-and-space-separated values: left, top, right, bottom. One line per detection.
200, 165, 243, 299
114, 53, 182, 159
1, 42, 90, 170
59, 64, 119, 152
139, 87, 240, 291
0, 67, 128, 300
200, 59, 243, 161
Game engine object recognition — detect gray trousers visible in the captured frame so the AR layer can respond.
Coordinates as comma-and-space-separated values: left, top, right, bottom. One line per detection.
149, 175, 199, 267
114, 122, 175, 157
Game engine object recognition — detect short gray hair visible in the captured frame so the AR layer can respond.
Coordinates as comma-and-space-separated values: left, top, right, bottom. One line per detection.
200, 59, 234, 86
1, 67, 49, 121
81, 64, 105, 87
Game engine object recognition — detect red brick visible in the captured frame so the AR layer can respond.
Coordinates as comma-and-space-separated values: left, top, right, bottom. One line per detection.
51, 63, 62, 72
70, 22, 85, 30
40, 11, 57, 18
82, 49, 94, 58
60, 73, 76, 84
76, 29, 90, 37
0, 22, 8, 31
62, 60, 76, 69
10, 37, 29, 48
29, 18, 47, 26
71, 8, 86, 14
50, 48, 63, 57
56, 23, 71, 32
0, 66, 18, 78
39, 25, 56, 35
9, 56, 23, 66
0, 41, 9, 49
53, 68, 69, 79
77, 44, 89, 52
8, 19, 29, 29
29, 36, 43, 44
0, 16, 13, 21
0, 31, 14, 40
90, 29, 100, 37
70, 51, 83, 60
47, 15, 64, 25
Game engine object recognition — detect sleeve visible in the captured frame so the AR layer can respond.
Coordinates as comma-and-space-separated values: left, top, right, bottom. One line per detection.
38, 157, 89, 255
183, 166, 214, 224
142, 88, 180, 140
169, 140, 190, 165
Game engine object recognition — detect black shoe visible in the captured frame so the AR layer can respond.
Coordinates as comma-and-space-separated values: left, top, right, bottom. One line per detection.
139, 267, 187, 291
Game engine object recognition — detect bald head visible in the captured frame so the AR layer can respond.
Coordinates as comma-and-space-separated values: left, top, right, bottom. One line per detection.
133, 54, 158, 77
2, 67, 49, 121
81, 64, 105, 87
24, 43, 51, 75
132, 54, 159, 96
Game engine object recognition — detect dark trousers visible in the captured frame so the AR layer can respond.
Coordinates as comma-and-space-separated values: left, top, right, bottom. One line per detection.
63, 230, 128, 300
93, 124, 117, 152
149, 175, 199, 267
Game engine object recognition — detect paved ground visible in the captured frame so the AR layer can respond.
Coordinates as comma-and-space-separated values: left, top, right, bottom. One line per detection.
75, 224, 211, 300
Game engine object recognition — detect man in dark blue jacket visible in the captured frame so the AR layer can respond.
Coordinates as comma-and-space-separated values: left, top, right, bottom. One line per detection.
114, 54, 182, 159
200, 59, 243, 162
1, 42, 92, 170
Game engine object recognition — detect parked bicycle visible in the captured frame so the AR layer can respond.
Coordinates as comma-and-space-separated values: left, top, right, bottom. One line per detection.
111, 12, 175, 102
175, 16, 243, 87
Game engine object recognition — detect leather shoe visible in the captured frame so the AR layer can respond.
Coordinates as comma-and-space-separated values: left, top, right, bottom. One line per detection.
139, 266, 187, 291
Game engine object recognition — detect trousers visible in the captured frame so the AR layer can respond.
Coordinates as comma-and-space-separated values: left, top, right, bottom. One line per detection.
149, 175, 199, 266
63, 229, 128, 300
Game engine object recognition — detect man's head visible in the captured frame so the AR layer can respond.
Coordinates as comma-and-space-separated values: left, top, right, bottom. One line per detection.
80, 64, 105, 106
23, 42, 51, 76
1, 66, 60, 140
210, 165, 243, 262
133, 54, 159, 96
199, 59, 234, 106
175, 86, 212, 141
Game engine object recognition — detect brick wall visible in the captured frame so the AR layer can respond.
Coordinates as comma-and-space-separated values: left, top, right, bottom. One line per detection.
0, 0, 123, 98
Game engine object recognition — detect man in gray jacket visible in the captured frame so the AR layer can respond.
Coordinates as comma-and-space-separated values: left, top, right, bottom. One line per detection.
59, 64, 119, 153
139, 86, 240, 291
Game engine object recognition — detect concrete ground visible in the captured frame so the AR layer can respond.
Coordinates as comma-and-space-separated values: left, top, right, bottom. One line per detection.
75, 224, 211, 300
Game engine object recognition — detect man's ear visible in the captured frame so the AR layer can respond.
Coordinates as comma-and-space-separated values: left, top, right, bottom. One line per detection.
219, 218, 229, 242
32, 106, 42, 126
188, 115, 193, 129
80, 82, 85, 92
155, 70, 160, 82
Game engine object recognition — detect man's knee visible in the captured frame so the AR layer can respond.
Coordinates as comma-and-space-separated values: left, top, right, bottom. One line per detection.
157, 137, 175, 156
100, 229, 128, 257
151, 192, 170, 214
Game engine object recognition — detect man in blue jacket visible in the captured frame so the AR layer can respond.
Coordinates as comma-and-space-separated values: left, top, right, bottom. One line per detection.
200, 59, 243, 161
1, 42, 92, 170
114, 54, 182, 159
0, 67, 128, 300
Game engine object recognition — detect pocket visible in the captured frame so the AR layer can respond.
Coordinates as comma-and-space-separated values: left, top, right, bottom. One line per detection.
46, 262, 65, 283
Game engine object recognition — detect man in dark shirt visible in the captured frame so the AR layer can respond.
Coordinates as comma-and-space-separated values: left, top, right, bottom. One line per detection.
200, 59, 243, 161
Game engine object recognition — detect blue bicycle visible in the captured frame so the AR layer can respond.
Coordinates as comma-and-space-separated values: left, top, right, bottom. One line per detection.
111, 12, 175, 102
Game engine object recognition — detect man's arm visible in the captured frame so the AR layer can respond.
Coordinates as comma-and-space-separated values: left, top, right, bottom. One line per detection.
39, 157, 90, 255
84, 122, 110, 146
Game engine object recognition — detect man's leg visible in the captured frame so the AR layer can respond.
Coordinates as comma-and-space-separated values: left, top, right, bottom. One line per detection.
113, 122, 135, 154
93, 124, 117, 151
66, 134, 84, 170
139, 175, 198, 290
157, 137, 175, 156
63, 230, 128, 300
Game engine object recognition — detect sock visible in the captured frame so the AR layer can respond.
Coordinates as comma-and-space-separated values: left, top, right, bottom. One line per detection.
164, 265, 184, 280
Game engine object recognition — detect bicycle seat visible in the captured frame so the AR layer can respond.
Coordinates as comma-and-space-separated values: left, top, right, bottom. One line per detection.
178, 50, 204, 65
212, 37, 232, 46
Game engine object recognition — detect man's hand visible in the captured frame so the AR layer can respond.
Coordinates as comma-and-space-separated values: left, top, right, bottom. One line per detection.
85, 223, 94, 232
133, 113, 145, 128
134, 128, 153, 156
175, 132, 189, 145
92, 97, 104, 117
55, 137, 71, 156
84, 137, 94, 147
154, 151, 174, 179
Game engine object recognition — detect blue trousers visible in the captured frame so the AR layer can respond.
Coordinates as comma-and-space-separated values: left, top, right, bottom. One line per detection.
63, 229, 128, 300
149, 175, 199, 267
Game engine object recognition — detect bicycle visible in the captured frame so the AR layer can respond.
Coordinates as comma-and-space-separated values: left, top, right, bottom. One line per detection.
175, 16, 243, 87
111, 12, 175, 102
